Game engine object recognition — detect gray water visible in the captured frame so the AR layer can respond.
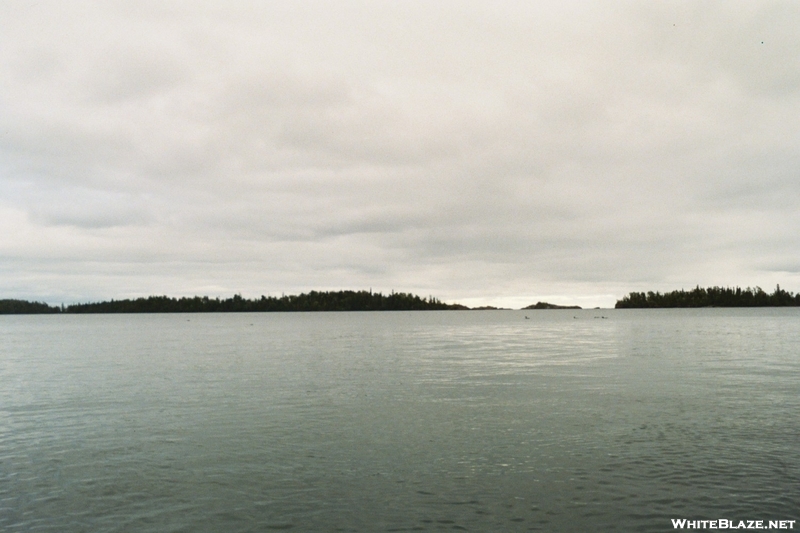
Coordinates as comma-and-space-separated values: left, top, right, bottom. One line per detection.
1, 309, 798, 532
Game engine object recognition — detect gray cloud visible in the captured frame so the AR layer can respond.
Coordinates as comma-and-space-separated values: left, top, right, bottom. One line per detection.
2, 1, 800, 307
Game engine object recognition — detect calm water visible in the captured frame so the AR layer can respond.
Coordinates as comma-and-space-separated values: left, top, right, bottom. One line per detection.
1, 309, 798, 532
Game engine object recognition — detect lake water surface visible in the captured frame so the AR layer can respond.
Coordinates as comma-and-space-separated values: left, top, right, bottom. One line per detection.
1, 309, 798, 532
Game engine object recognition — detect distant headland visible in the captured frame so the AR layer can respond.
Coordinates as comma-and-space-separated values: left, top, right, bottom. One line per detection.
615, 285, 800, 308
0, 288, 600, 314
0, 291, 467, 314
0, 291, 584, 314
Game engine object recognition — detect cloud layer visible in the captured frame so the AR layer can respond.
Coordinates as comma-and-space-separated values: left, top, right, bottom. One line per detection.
2, 1, 800, 307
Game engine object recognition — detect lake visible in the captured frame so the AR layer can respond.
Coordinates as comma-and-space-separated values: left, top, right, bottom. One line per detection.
1, 309, 798, 531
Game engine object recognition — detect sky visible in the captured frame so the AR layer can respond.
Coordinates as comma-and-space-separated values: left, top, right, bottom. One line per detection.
1, 1, 799, 309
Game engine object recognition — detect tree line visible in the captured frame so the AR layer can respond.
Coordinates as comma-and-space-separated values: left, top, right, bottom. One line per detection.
615, 285, 800, 308
6, 285, 800, 314
0, 290, 468, 314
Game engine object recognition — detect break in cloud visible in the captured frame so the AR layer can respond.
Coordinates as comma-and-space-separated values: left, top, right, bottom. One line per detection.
1, 1, 799, 308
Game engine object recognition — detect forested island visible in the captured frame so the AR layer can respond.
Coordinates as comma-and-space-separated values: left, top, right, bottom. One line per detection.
615, 285, 800, 308
0, 290, 468, 314
523, 302, 582, 310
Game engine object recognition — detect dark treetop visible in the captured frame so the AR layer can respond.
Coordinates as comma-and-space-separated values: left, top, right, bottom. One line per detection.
0, 299, 60, 314
0, 291, 469, 314
615, 285, 800, 308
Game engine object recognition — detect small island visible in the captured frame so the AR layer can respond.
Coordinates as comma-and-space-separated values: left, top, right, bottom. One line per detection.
523, 302, 582, 310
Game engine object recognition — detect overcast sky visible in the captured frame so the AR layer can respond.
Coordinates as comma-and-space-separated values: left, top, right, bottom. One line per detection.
1, 1, 799, 308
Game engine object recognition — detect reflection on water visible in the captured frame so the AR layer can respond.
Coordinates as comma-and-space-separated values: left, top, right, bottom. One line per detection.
1, 309, 799, 532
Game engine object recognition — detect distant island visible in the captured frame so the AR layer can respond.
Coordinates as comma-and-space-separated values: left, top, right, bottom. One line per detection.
523, 302, 582, 310
615, 285, 800, 308
0, 291, 468, 314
